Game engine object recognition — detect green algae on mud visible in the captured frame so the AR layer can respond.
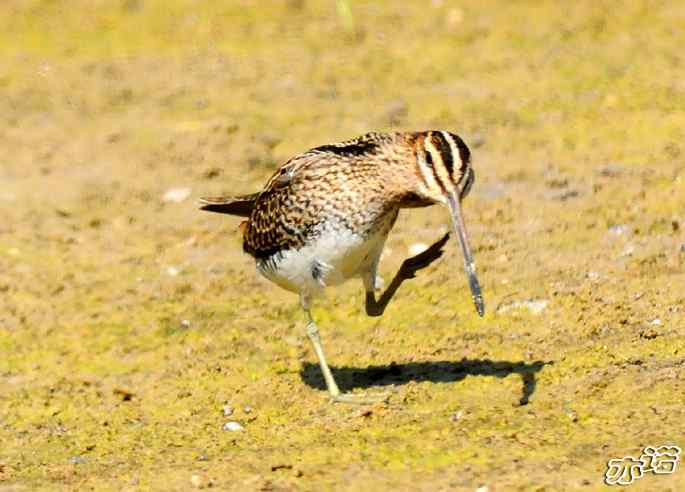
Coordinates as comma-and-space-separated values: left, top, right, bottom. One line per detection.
1, 0, 684, 490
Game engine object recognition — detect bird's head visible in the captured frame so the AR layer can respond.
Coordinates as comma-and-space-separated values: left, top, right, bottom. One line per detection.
411, 130, 474, 204
411, 130, 484, 316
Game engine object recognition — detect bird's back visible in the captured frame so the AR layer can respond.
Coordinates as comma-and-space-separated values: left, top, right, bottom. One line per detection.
243, 132, 415, 260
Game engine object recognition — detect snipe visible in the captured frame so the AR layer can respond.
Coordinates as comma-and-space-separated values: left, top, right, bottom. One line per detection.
200, 131, 484, 403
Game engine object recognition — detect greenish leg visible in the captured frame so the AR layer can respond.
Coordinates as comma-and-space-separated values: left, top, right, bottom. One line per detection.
304, 310, 341, 397
303, 304, 389, 405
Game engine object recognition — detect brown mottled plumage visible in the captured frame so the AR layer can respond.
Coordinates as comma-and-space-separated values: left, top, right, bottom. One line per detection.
200, 131, 483, 403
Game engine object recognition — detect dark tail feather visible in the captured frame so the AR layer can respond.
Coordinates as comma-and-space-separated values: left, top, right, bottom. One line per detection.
199, 193, 259, 217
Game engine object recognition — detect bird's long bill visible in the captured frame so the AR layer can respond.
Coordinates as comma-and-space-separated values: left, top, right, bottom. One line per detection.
447, 191, 485, 317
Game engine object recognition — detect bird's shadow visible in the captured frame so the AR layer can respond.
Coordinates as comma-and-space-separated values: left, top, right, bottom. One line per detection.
300, 358, 551, 405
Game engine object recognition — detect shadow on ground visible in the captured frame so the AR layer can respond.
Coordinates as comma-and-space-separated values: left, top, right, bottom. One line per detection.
301, 359, 551, 405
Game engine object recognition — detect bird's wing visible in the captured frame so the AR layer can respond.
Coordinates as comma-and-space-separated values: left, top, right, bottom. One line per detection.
243, 152, 342, 258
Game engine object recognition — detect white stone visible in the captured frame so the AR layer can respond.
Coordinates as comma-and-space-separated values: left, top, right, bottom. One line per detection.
409, 243, 429, 256
163, 187, 192, 203
223, 421, 244, 432
498, 299, 549, 315
608, 224, 629, 236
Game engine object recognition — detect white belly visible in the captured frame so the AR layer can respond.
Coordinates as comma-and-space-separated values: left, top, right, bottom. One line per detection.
256, 215, 395, 297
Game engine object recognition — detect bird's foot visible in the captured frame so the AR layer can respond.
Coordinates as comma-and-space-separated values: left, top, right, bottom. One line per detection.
329, 391, 391, 405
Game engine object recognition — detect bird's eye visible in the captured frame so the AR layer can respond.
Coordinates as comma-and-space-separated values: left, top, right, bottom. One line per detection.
424, 151, 433, 165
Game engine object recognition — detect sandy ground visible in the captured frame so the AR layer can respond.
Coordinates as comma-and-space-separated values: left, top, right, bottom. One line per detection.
1, 1, 684, 490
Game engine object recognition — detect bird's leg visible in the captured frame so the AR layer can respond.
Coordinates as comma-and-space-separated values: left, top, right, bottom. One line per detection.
304, 308, 341, 398
303, 303, 389, 405
365, 233, 449, 317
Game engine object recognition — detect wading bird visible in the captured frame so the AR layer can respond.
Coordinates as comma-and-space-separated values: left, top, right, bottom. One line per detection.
200, 131, 484, 403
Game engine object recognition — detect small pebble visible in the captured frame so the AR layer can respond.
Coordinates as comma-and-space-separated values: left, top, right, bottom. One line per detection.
608, 224, 630, 236
409, 243, 429, 256
243, 405, 253, 414
475, 486, 489, 492
181, 319, 190, 328
68, 455, 88, 464
163, 187, 192, 203
166, 266, 180, 276
222, 405, 234, 416
223, 421, 244, 432
190, 474, 203, 488
498, 299, 548, 315
650, 318, 662, 326
621, 245, 635, 257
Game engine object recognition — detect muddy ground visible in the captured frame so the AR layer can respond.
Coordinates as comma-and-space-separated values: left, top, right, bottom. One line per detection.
0, 1, 684, 490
